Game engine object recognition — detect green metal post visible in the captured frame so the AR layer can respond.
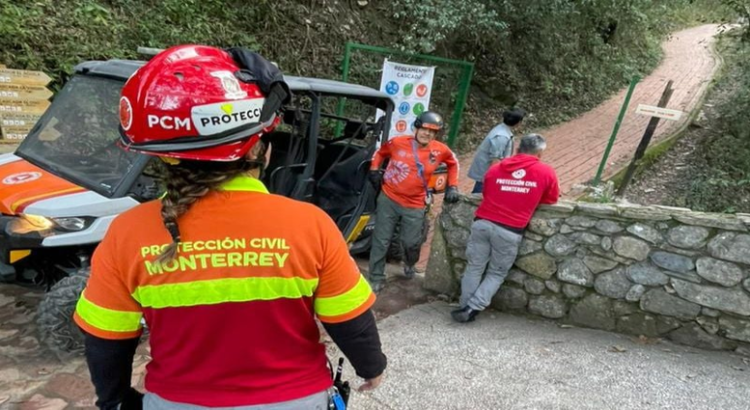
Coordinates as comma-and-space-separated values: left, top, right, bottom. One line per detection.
447, 63, 475, 149
335, 42, 475, 141
335, 42, 354, 137
341, 42, 353, 83
593, 75, 640, 186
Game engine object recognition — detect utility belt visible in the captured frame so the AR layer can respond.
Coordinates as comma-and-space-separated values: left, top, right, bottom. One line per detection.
328, 388, 347, 410
328, 357, 351, 410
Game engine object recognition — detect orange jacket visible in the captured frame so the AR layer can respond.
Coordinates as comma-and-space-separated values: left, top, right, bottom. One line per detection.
74, 175, 375, 406
371, 135, 459, 208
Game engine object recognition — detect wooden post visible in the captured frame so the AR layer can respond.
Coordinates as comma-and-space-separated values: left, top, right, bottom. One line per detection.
616, 80, 675, 196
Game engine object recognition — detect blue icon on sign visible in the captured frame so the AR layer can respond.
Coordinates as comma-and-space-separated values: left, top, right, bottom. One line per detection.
398, 102, 410, 115
385, 81, 399, 95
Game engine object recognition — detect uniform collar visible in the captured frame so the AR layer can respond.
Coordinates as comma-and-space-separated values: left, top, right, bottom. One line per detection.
219, 174, 269, 193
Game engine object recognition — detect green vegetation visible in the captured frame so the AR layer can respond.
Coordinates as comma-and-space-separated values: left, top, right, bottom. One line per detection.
0, 0, 739, 153
391, 0, 738, 151
686, 25, 750, 213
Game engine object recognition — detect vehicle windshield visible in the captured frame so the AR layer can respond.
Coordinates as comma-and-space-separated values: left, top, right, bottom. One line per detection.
16, 75, 141, 197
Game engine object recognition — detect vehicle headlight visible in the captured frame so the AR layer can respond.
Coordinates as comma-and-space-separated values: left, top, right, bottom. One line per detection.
9, 214, 93, 234
8, 214, 55, 235
51, 217, 90, 231
21, 214, 55, 230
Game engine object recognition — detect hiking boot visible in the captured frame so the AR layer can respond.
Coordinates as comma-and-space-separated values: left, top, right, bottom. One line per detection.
370, 281, 385, 294
451, 306, 479, 323
403, 265, 416, 279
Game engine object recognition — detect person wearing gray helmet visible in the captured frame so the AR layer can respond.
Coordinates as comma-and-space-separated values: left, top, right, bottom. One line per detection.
367, 111, 460, 293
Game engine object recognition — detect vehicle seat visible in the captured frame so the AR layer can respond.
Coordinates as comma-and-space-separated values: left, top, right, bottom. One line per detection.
315, 146, 374, 230
263, 131, 306, 196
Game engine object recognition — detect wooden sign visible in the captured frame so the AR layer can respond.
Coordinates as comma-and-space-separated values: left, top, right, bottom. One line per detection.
0, 113, 42, 128
0, 98, 50, 115
0, 66, 52, 142
0, 125, 33, 141
0, 68, 52, 87
635, 104, 684, 121
0, 83, 52, 100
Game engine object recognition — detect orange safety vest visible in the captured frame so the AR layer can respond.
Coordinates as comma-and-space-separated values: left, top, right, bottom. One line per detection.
74, 175, 375, 407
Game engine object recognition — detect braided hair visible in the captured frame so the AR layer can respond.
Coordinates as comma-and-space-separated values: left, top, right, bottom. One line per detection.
155, 141, 268, 264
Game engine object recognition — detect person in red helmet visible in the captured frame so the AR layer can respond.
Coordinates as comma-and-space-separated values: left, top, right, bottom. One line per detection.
74, 45, 386, 410
366, 111, 460, 293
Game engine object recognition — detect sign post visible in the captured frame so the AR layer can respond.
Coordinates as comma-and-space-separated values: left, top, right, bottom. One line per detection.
634, 104, 683, 121
593, 75, 640, 186
0, 98, 50, 115
376, 59, 436, 141
338, 43, 474, 148
0, 68, 52, 87
616, 80, 678, 196
0, 67, 53, 143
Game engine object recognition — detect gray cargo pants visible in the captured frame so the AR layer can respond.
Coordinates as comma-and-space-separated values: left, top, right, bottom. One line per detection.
368, 193, 426, 284
459, 219, 523, 311
143, 390, 329, 409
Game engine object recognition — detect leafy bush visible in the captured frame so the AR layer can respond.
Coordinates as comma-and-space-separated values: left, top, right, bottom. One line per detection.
687, 28, 750, 213
392, 0, 508, 54
394, 0, 738, 152
0, 0, 739, 153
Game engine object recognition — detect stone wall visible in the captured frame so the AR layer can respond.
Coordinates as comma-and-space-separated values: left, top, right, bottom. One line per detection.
426, 197, 750, 354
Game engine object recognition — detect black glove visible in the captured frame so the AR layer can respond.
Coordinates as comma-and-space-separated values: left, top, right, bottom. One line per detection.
368, 170, 383, 191
444, 186, 460, 203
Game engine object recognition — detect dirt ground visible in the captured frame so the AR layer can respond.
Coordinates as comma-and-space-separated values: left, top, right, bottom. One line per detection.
0, 257, 431, 408
621, 120, 711, 207
621, 78, 728, 207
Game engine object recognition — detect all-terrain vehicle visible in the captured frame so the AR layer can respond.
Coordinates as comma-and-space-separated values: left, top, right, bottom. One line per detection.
0, 57, 448, 356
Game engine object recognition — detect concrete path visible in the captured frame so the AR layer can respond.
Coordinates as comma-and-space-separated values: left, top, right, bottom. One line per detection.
346, 302, 750, 410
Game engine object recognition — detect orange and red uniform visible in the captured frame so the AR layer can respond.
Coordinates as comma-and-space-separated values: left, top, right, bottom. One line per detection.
74, 175, 375, 407
371, 135, 459, 208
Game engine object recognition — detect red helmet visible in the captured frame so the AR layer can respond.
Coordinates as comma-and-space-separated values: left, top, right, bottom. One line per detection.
118, 45, 286, 161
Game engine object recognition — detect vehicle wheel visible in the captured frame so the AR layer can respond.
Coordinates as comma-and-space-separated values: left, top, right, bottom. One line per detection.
37, 269, 89, 358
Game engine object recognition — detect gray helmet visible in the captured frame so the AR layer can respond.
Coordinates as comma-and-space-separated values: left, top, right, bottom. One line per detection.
413, 111, 445, 132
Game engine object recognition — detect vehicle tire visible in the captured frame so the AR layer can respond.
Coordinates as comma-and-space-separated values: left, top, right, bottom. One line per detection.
37, 270, 89, 358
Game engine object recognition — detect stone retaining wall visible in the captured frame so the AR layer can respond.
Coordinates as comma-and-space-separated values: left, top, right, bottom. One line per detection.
426, 197, 750, 354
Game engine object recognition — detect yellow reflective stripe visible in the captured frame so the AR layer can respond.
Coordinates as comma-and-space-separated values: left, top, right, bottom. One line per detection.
75, 291, 143, 333
133, 276, 319, 309
159, 175, 267, 200
314, 275, 373, 318
219, 175, 269, 193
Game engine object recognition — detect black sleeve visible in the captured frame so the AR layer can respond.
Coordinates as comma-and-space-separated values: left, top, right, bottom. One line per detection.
322, 309, 387, 379
83, 332, 141, 410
